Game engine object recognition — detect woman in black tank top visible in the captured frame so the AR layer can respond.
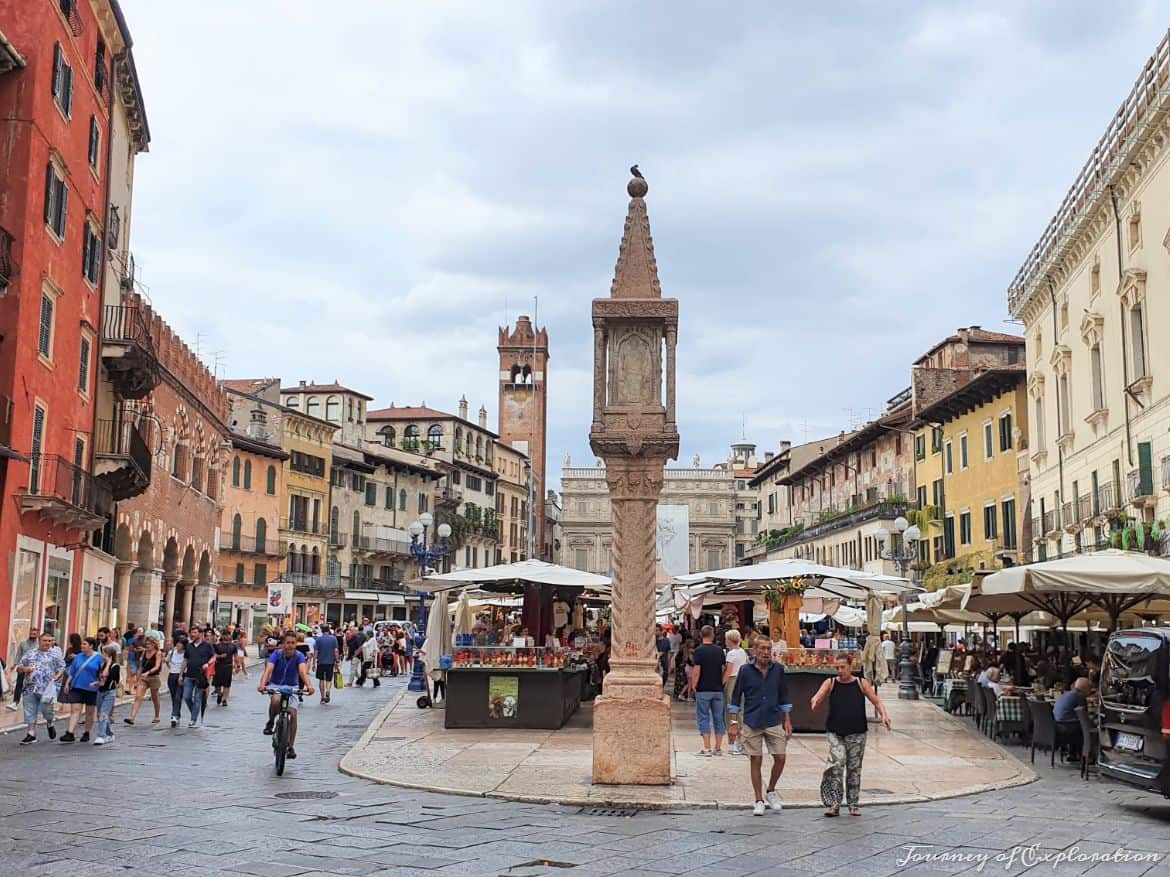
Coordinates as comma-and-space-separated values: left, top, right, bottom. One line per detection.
810, 653, 891, 816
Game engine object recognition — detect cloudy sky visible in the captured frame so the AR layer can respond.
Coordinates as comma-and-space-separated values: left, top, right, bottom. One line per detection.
121, 1, 1165, 489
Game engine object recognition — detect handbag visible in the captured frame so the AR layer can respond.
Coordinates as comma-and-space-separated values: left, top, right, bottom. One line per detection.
334, 670, 344, 689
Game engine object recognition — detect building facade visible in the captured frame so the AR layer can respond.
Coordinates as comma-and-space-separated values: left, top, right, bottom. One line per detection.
746, 392, 915, 574
365, 398, 499, 572
494, 440, 530, 565
497, 316, 547, 557
1008, 34, 1170, 562
217, 428, 286, 637
560, 464, 735, 575
717, 440, 760, 562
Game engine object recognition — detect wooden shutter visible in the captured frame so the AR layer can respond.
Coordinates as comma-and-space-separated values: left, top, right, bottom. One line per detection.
52, 44, 63, 97
38, 294, 53, 356
44, 164, 56, 226
58, 181, 68, 238
79, 336, 90, 390
62, 64, 73, 117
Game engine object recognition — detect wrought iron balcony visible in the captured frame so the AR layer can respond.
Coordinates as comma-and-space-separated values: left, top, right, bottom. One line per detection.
1077, 493, 1093, 524
1128, 467, 1155, 504
328, 530, 348, 548
222, 533, 284, 557
438, 486, 463, 505
1042, 509, 1058, 535
1031, 517, 1042, 542
280, 517, 323, 536
93, 418, 151, 500
101, 304, 160, 399
21, 453, 111, 531
352, 533, 412, 556
287, 571, 344, 593
59, 0, 83, 36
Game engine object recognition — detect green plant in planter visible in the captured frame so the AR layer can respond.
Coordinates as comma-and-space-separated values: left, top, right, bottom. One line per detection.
1111, 530, 1122, 549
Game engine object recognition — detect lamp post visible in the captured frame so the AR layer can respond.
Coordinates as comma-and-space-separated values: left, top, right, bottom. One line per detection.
875, 515, 921, 701
407, 512, 451, 693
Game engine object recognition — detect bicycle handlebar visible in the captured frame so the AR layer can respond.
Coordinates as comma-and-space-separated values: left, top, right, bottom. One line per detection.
260, 688, 308, 695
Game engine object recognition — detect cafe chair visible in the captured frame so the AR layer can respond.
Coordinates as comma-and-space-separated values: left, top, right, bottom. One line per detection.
1027, 699, 1064, 767
983, 687, 998, 739
971, 683, 986, 733
1074, 705, 1099, 780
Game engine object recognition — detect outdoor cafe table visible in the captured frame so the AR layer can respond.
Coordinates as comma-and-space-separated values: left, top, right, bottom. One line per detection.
994, 695, 1027, 737
942, 677, 968, 713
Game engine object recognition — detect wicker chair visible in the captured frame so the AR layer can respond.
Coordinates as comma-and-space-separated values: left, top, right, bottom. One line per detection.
1028, 698, 1063, 767
1074, 705, 1099, 779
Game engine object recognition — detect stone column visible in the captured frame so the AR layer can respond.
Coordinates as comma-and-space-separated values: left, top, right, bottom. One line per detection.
179, 579, 195, 628
162, 574, 179, 636
127, 568, 163, 630
192, 580, 216, 627
113, 561, 133, 630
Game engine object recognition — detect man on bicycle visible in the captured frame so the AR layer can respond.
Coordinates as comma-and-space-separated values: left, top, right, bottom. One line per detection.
258, 632, 314, 759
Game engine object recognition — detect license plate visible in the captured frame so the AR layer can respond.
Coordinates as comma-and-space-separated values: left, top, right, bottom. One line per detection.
1115, 732, 1144, 752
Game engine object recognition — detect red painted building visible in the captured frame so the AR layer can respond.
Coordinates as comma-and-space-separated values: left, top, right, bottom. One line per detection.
0, 0, 142, 662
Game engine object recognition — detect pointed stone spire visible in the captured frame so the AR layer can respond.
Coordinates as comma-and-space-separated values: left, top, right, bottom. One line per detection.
610, 176, 662, 300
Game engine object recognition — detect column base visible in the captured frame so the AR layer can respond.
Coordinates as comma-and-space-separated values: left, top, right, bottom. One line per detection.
592, 694, 672, 785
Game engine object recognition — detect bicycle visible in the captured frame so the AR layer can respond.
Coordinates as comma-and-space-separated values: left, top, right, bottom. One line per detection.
261, 687, 306, 775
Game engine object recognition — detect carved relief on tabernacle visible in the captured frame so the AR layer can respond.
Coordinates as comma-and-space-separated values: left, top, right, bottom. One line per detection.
609, 327, 661, 406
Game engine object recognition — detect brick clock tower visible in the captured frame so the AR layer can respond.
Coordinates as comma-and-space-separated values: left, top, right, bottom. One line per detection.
498, 316, 549, 558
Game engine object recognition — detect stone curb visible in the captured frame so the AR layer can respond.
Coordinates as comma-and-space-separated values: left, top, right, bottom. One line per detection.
338, 691, 1039, 810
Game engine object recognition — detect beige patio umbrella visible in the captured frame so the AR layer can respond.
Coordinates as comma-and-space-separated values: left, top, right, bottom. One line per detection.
423, 589, 452, 676
978, 550, 1170, 638
861, 592, 887, 686
452, 590, 476, 638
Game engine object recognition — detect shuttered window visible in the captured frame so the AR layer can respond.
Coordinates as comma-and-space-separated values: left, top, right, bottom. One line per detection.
88, 117, 100, 170
78, 335, 90, 391
44, 164, 68, 239
51, 43, 74, 117
38, 294, 54, 358
82, 224, 101, 284
30, 406, 46, 493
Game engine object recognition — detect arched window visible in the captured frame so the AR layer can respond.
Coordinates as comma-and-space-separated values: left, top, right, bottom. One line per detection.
455, 428, 463, 454
510, 365, 520, 384
399, 489, 407, 511
306, 396, 320, 418
352, 510, 361, 543
231, 513, 242, 550
404, 424, 420, 450
427, 424, 444, 450
476, 436, 483, 458
255, 518, 267, 553
235, 563, 245, 583
379, 426, 396, 447
311, 547, 321, 575
330, 506, 339, 544
325, 396, 341, 423
522, 365, 532, 384
287, 545, 299, 574
243, 459, 252, 490
285, 397, 298, 409
266, 465, 276, 495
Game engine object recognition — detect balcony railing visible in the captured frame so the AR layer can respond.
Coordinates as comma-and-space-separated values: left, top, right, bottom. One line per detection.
328, 530, 348, 548
93, 417, 151, 501
1031, 517, 1042, 541
759, 499, 911, 554
223, 533, 283, 556
353, 534, 412, 555
1061, 502, 1074, 530
59, 0, 83, 36
22, 453, 111, 529
0, 226, 13, 291
1128, 466, 1155, 502
1042, 509, 1058, 534
281, 517, 323, 536
288, 572, 344, 592
1077, 493, 1093, 524
101, 304, 160, 399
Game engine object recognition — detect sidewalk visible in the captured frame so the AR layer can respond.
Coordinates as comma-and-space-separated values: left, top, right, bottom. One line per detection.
0, 647, 265, 736
340, 691, 1037, 810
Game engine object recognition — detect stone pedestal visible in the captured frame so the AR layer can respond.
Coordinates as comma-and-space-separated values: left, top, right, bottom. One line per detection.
192, 582, 216, 626
593, 694, 672, 784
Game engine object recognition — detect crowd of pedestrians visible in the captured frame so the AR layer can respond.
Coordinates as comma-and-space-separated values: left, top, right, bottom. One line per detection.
1, 616, 415, 746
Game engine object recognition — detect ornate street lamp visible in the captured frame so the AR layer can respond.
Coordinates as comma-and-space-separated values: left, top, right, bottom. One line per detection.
875, 515, 921, 700
406, 512, 451, 693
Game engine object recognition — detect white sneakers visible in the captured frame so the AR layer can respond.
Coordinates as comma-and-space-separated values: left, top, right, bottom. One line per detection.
93, 737, 106, 745
765, 790, 783, 812
730, 742, 742, 755
752, 801, 766, 816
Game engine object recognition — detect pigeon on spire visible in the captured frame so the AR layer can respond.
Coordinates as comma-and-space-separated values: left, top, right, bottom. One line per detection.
629, 164, 644, 180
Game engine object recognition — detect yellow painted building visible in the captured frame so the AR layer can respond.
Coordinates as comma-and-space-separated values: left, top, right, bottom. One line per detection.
910, 422, 945, 566
916, 369, 1028, 582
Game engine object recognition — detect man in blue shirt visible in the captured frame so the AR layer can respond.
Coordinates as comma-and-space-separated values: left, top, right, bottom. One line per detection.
1052, 677, 1092, 760
313, 626, 340, 704
730, 635, 793, 815
258, 632, 314, 758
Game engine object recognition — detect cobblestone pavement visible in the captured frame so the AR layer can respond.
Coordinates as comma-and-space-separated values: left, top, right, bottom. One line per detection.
2, 677, 1169, 876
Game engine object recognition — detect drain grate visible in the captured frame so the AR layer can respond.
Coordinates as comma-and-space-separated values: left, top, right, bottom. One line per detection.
275, 791, 340, 800
576, 806, 639, 817
862, 788, 894, 796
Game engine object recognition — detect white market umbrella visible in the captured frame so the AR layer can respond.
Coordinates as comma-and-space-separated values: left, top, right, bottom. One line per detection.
679, 558, 917, 602
453, 590, 476, 637
423, 590, 452, 675
425, 558, 611, 591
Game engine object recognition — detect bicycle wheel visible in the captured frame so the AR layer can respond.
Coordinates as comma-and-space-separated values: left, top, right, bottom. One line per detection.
273, 715, 289, 776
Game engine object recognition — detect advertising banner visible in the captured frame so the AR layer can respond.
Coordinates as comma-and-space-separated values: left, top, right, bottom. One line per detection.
267, 581, 294, 616
656, 504, 690, 577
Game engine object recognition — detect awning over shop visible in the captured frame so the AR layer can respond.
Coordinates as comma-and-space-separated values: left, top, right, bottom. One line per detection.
343, 591, 406, 605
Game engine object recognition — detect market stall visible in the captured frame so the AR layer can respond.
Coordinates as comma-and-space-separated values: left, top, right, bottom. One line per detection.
775, 649, 866, 732
422, 560, 611, 730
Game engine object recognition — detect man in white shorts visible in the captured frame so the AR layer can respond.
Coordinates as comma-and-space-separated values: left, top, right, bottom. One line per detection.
729, 635, 793, 815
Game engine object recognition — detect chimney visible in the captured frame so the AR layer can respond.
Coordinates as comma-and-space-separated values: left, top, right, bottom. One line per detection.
764, 451, 774, 462
298, 380, 306, 388
779, 440, 792, 453
478, 405, 488, 429
458, 396, 469, 420
249, 406, 269, 441
838, 430, 845, 444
